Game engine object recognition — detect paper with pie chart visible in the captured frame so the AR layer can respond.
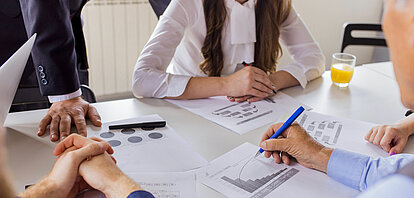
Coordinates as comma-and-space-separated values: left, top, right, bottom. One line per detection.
87, 114, 208, 173
166, 92, 308, 135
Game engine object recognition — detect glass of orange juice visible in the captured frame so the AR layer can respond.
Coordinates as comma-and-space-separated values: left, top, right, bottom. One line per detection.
331, 53, 356, 88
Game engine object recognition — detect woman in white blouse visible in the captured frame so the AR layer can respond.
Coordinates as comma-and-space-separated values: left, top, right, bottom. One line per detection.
133, 0, 325, 102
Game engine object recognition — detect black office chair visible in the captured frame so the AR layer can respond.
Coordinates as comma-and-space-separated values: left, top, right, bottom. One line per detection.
340, 23, 387, 53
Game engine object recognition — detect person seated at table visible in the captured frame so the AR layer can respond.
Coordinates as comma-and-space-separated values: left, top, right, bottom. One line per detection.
132, 0, 325, 103
259, 0, 414, 196
0, 129, 154, 198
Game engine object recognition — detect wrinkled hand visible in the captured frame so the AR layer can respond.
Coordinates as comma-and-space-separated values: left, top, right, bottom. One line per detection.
21, 134, 110, 198
38, 96, 102, 142
366, 122, 414, 154
260, 123, 333, 173
223, 66, 276, 100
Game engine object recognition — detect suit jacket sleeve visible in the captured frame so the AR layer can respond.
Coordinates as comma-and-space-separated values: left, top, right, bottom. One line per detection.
19, 0, 80, 96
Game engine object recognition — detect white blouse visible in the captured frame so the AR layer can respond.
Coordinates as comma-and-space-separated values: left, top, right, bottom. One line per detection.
132, 0, 325, 98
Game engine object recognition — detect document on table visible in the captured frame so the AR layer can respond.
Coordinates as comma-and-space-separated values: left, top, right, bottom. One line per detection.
82, 172, 196, 198
87, 114, 208, 172
128, 171, 197, 198
199, 143, 359, 198
166, 93, 308, 135
297, 111, 387, 157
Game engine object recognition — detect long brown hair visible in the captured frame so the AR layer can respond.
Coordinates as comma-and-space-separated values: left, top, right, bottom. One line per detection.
200, 0, 292, 76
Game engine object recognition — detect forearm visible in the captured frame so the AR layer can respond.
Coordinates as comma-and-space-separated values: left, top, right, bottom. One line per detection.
269, 70, 300, 91
104, 174, 143, 198
396, 114, 414, 135
19, 176, 57, 198
166, 77, 228, 99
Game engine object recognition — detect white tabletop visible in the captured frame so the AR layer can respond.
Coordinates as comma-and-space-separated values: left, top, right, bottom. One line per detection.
4, 63, 413, 197
363, 61, 395, 80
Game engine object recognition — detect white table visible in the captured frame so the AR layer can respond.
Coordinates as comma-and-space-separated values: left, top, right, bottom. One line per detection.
363, 61, 395, 80
4, 63, 413, 197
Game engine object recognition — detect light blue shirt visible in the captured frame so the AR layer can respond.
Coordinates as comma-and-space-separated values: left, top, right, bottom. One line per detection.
327, 149, 414, 197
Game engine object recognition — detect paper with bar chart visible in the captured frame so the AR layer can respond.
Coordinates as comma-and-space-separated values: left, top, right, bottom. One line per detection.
199, 143, 358, 198
166, 92, 307, 134
297, 111, 387, 157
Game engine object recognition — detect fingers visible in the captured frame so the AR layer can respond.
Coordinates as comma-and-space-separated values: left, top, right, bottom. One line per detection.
390, 137, 408, 154
59, 115, 72, 140
380, 132, 394, 152
272, 152, 282, 164
252, 81, 273, 95
73, 115, 87, 137
373, 129, 386, 148
234, 96, 251, 103
281, 152, 291, 165
87, 105, 102, 127
260, 138, 290, 153
365, 127, 374, 141
247, 87, 268, 98
261, 123, 284, 142
368, 128, 379, 143
54, 134, 112, 156
227, 96, 235, 102
50, 115, 61, 142
71, 142, 108, 164
90, 137, 114, 154
38, 114, 52, 136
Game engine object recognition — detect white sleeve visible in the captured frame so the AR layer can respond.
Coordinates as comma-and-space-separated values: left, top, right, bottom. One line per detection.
132, 0, 196, 98
48, 88, 82, 103
278, 7, 326, 88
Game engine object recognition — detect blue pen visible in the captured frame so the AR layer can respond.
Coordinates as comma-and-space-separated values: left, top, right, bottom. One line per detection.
255, 106, 305, 157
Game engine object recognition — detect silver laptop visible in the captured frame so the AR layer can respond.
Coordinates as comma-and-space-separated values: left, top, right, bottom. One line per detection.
0, 34, 36, 126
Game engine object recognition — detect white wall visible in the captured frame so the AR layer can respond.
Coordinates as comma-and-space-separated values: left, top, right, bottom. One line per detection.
279, 0, 384, 69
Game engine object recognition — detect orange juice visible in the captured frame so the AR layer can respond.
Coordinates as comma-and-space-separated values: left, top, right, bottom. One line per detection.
331, 63, 354, 85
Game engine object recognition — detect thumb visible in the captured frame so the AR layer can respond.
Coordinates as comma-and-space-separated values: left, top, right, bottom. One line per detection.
260, 138, 291, 153
72, 142, 108, 163
87, 105, 102, 127
389, 139, 407, 155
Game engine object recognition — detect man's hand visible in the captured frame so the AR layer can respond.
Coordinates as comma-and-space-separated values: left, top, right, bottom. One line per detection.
53, 134, 141, 197
20, 135, 110, 198
79, 153, 142, 198
38, 96, 102, 142
260, 123, 333, 173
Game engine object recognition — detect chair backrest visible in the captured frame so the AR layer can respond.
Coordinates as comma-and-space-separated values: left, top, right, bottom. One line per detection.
340, 23, 387, 53
80, 84, 97, 103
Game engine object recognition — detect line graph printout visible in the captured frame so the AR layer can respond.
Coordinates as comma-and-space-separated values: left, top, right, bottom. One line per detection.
199, 143, 358, 198
298, 111, 387, 157
166, 93, 308, 135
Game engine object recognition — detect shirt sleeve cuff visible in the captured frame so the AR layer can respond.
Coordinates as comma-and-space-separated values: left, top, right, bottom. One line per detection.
277, 63, 308, 88
327, 149, 370, 191
127, 190, 155, 198
47, 88, 82, 103
165, 74, 192, 97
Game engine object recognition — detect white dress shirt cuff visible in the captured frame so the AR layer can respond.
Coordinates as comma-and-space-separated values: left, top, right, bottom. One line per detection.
48, 88, 82, 103
277, 63, 308, 88
165, 75, 192, 97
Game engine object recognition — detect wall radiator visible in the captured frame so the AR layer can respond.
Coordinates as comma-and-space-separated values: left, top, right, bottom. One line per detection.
82, 0, 158, 97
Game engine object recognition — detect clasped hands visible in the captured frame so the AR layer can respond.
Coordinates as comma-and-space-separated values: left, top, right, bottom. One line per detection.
224, 66, 277, 103
20, 134, 141, 198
